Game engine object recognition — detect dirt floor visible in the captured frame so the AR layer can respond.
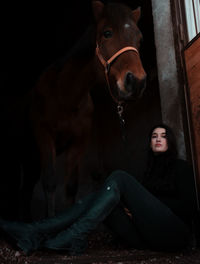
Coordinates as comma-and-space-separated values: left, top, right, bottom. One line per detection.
1, 230, 200, 264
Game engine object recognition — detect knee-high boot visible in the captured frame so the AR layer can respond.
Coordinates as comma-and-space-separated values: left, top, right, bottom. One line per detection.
0, 192, 96, 255
43, 179, 120, 255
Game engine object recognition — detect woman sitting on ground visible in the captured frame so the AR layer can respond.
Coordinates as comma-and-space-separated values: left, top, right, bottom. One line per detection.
0, 123, 197, 255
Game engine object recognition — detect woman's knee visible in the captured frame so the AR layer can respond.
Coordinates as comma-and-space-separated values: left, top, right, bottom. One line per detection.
106, 170, 130, 184
105, 170, 138, 194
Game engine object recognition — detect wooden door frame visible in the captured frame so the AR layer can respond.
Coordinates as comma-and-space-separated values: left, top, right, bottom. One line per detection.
170, 0, 200, 207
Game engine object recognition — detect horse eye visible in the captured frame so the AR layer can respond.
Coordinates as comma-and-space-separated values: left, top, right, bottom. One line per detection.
103, 30, 113, 38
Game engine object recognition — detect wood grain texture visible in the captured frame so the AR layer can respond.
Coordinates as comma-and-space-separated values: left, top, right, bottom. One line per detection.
184, 35, 200, 191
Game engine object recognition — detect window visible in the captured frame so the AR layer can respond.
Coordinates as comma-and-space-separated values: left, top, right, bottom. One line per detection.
184, 0, 200, 42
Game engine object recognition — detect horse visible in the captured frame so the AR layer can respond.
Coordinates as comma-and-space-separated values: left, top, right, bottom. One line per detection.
18, 0, 146, 220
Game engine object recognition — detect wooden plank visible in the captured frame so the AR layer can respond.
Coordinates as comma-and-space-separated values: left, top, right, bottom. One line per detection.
184, 35, 200, 194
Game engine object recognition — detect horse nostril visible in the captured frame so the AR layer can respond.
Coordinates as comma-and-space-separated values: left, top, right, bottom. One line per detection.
127, 72, 134, 83
124, 72, 136, 93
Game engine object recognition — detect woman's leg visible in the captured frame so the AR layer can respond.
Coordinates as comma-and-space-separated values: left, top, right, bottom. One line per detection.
0, 178, 121, 255
104, 202, 146, 249
106, 170, 191, 250
43, 178, 121, 255
42, 170, 190, 255
0, 170, 191, 255
0, 191, 96, 254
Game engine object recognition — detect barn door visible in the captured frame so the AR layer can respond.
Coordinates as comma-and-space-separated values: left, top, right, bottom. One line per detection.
184, 35, 200, 203
171, 0, 200, 205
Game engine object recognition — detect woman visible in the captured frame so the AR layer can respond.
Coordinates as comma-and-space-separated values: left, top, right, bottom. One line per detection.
0, 124, 197, 255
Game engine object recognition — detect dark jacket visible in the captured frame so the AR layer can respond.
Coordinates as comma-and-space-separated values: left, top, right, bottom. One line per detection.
143, 156, 198, 226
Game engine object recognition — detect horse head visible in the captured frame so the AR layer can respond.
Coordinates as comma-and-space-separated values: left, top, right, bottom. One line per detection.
93, 1, 147, 104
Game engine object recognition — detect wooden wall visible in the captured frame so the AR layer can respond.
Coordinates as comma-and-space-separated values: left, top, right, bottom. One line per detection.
184, 34, 200, 200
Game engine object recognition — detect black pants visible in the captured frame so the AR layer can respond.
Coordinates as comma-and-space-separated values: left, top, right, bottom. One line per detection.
104, 170, 190, 250
0, 170, 191, 254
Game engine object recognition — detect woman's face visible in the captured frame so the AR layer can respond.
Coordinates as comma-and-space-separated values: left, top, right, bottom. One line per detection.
150, 127, 168, 153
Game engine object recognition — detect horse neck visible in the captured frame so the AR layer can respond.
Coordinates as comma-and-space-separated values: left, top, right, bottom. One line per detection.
34, 25, 107, 107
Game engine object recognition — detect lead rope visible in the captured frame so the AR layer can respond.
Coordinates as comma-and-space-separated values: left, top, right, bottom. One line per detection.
96, 44, 139, 144
117, 104, 127, 143
104, 68, 127, 142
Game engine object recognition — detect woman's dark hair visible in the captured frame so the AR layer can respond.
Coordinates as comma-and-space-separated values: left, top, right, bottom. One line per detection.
147, 123, 178, 158
143, 124, 178, 187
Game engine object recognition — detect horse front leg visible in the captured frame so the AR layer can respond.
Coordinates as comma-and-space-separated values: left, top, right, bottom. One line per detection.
35, 128, 57, 218
41, 150, 57, 218
64, 142, 88, 207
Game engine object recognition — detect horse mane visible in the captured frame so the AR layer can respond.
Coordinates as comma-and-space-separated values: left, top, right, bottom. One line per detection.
36, 2, 137, 77
52, 25, 96, 73
50, 2, 135, 72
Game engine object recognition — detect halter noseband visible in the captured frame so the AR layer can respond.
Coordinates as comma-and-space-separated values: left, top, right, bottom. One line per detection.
95, 44, 139, 118
96, 45, 138, 74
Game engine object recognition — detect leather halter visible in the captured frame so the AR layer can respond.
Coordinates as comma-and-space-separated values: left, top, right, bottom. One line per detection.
96, 44, 139, 118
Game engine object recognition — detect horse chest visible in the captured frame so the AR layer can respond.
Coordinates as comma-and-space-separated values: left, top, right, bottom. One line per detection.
52, 99, 92, 136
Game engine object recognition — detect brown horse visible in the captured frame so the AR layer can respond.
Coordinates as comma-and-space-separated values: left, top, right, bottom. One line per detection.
19, 0, 146, 219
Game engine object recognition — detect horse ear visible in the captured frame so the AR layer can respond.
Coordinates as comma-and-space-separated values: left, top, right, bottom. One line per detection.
132, 7, 141, 24
92, 0, 104, 21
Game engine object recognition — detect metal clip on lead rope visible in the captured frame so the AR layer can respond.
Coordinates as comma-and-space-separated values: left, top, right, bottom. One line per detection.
117, 104, 123, 116
117, 104, 125, 125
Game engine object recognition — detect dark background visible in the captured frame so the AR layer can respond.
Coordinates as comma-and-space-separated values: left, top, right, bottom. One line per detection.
1, 0, 156, 96
0, 0, 162, 220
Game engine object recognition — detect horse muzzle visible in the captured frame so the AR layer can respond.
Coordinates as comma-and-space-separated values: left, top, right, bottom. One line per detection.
118, 72, 147, 100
